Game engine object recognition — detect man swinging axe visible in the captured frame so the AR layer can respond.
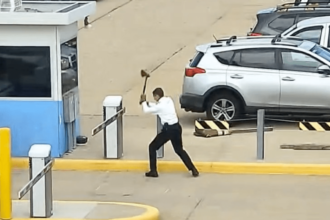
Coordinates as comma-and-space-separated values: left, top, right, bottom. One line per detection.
139, 70, 199, 177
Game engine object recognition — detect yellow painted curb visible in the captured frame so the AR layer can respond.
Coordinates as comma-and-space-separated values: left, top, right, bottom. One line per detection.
13, 200, 159, 220
11, 158, 330, 176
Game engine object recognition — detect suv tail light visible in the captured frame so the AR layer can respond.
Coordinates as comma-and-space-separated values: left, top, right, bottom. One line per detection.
185, 67, 206, 77
250, 32, 262, 36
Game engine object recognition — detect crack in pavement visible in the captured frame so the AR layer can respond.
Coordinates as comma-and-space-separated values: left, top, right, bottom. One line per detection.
79, 5, 231, 99
122, 45, 186, 94
150, 45, 186, 73
185, 197, 204, 220
78, 0, 134, 31
148, 8, 230, 74
122, 8, 230, 95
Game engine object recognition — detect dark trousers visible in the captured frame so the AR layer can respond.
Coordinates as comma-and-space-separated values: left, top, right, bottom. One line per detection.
149, 122, 196, 171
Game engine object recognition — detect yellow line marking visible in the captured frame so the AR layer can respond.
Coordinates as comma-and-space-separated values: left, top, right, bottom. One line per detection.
12, 200, 160, 220
12, 158, 330, 176
310, 122, 325, 132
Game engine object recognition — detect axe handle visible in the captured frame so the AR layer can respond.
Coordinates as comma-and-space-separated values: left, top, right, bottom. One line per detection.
142, 77, 148, 94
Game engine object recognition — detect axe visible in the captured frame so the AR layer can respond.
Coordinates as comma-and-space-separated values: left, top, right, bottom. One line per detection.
141, 69, 150, 95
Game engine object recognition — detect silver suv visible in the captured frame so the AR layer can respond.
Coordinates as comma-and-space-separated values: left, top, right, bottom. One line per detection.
180, 35, 330, 121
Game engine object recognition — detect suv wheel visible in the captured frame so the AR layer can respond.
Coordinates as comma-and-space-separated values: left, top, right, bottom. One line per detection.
206, 93, 241, 121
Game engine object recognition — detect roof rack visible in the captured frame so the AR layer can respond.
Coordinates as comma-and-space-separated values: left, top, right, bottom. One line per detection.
226, 36, 237, 45
214, 35, 274, 44
271, 34, 298, 47
215, 35, 238, 44
276, 2, 330, 11
285, 1, 329, 4
271, 34, 281, 44
282, 36, 305, 41
209, 35, 300, 48
281, 1, 330, 6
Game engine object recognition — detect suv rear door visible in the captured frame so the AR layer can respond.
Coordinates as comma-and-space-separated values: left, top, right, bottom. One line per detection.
226, 48, 280, 110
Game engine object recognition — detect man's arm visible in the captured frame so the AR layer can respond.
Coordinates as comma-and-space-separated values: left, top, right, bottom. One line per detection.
147, 102, 156, 107
142, 101, 161, 114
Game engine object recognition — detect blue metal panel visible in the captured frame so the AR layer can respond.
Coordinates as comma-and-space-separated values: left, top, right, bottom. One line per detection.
0, 100, 65, 157
75, 115, 81, 136
58, 101, 66, 156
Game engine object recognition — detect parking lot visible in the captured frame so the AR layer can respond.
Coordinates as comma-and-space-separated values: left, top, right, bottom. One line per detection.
64, 0, 330, 164
7, 1, 330, 220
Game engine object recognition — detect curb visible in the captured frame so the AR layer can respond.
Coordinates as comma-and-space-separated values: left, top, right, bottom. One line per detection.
11, 158, 330, 175
13, 200, 160, 220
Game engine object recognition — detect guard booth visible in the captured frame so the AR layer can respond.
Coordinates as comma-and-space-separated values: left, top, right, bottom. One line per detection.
0, 1, 96, 157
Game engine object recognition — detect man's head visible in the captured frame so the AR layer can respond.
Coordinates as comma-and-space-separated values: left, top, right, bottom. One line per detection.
152, 87, 164, 101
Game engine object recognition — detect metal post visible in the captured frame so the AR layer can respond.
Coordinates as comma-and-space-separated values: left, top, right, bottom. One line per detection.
0, 128, 12, 220
156, 116, 164, 158
257, 109, 265, 160
28, 144, 53, 218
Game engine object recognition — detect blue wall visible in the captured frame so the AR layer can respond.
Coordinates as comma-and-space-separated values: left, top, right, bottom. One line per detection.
0, 100, 66, 158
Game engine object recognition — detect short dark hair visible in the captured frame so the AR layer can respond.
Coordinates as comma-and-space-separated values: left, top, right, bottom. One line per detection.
152, 87, 164, 97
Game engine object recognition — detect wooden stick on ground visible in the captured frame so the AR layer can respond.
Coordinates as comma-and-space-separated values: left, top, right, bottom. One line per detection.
281, 144, 330, 150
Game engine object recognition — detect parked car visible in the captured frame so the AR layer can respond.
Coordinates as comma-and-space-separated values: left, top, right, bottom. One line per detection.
248, 1, 330, 36
281, 16, 330, 48
180, 35, 330, 121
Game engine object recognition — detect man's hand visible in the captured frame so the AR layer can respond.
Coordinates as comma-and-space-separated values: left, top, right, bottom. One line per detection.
139, 94, 146, 105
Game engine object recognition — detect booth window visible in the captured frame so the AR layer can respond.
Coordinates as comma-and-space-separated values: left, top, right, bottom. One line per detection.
0, 46, 51, 98
61, 38, 78, 95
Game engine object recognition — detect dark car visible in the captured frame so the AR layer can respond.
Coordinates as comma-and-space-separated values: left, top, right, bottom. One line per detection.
248, 1, 330, 36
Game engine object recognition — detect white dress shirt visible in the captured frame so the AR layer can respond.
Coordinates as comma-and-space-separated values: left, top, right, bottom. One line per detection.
142, 96, 179, 125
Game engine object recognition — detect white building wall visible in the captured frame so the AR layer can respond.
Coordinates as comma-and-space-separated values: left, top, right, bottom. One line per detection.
57, 22, 78, 44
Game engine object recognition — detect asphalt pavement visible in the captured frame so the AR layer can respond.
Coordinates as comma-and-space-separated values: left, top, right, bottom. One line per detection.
12, 170, 330, 220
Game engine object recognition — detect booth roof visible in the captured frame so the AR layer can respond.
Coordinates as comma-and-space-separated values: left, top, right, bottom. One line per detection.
0, 1, 96, 25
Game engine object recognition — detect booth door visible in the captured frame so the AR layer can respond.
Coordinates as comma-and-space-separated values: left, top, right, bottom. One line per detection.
61, 37, 79, 153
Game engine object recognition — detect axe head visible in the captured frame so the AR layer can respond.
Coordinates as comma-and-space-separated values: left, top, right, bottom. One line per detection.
141, 69, 150, 78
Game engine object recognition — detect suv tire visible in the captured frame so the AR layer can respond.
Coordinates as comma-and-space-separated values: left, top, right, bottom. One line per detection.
206, 93, 241, 121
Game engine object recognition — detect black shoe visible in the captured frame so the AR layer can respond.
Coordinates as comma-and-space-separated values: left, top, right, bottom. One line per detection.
191, 168, 199, 177
145, 171, 159, 178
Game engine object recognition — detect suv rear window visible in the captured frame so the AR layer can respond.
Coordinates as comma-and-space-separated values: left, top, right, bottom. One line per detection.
214, 51, 234, 65
190, 52, 204, 67
269, 15, 296, 32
